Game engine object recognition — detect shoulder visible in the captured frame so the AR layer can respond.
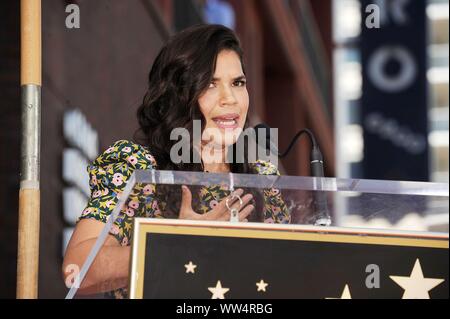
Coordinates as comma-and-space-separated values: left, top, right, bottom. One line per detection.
80, 140, 160, 243
91, 140, 157, 171
250, 159, 280, 176
86, 140, 157, 193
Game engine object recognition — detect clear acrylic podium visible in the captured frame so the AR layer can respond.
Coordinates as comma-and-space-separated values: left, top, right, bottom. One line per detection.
66, 170, 449, 299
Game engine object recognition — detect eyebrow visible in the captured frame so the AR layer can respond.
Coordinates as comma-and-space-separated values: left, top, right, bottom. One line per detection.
212, 75, 247, 82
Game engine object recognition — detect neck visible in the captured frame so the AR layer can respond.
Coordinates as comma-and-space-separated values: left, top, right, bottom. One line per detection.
200, 143, 230, 173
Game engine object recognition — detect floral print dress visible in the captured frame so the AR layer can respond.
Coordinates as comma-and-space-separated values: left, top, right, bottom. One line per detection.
78, 140, 290, 298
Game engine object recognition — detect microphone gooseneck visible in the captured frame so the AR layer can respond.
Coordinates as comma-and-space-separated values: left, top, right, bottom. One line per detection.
254, 124, 325, 177
254, 123, 331, 226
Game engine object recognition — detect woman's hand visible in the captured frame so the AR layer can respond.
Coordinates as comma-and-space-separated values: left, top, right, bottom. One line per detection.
179, 186, 254, 222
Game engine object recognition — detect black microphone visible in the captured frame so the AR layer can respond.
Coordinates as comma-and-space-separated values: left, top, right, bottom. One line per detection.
254, 123, 324, 175
254, 123, 331, 226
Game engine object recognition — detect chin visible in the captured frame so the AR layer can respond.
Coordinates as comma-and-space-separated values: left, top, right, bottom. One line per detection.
222, 127, 243, 146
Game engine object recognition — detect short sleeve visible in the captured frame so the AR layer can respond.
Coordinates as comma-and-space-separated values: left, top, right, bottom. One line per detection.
78, 140, 159, 246
252, 160, 291, 224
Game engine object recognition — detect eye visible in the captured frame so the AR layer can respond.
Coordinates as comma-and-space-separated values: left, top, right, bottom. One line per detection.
233, 80, 247, 87
208, 81, 217, 89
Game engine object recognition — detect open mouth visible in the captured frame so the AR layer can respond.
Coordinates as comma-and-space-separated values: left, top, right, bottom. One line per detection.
212, 114, 240, 129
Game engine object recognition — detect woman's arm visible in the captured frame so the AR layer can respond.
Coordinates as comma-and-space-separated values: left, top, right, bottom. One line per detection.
62, 219, 131, 295
62, 140, 159, 295
64, 186, 254, 296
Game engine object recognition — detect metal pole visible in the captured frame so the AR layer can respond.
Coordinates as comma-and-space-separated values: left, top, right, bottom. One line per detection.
17, 0, 41, 299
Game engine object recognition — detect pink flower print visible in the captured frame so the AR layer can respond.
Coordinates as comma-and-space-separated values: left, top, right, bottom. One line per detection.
125, 208, 135, 217
110, 225, 120, 235
102, 188, 109, 196
209, 200, 219, 210
92, 190, 102, 198
152, 200, 159, 210
270, 188, 280, 196
127, 156, 138, 166
112, 173, 124, 186
105, 147, 114, 154
81, 207, 94, 216
122, 147, 132, 153
143, 184, 154, 195
129, 200, 139, 210
91, 175, 97, 185
122, 237, 129, 246
264, 218, 274, 224
145, 153, 154, 162
105, 200, 115, 208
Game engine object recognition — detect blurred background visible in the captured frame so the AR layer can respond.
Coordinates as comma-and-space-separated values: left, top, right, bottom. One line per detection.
0, 0, 448, 298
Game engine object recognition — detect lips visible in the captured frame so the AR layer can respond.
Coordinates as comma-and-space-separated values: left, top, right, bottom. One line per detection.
212, 113, 240, 129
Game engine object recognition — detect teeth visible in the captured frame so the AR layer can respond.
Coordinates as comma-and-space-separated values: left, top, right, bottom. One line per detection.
215, 119, 236, 125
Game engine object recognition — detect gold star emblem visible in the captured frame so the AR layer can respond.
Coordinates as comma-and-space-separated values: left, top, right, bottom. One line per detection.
326, 285, 352, 299
256, 279, 268, 292
208, 280, 230, 299
390, 259, 445, 299
184, 261, 197, 274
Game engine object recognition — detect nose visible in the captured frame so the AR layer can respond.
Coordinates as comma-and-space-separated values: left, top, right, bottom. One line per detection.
219, 85, 238, 107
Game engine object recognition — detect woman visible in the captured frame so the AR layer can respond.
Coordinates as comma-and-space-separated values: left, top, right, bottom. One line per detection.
63, 24, 289, 298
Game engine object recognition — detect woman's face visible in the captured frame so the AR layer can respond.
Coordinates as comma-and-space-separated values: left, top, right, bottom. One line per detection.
198, 50, 249, 148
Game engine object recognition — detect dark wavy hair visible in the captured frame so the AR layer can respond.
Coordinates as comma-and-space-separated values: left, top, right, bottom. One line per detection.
135, 24, 254, 174
134, 24, 263, 221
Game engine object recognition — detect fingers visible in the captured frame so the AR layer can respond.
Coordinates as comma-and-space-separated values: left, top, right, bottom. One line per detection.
179, 185, 198, 220
238, 205, 254, 221
208, 189, 244, 220
180, 186, 256, 222
214, 191, 255, 221
229, 193, 253, 212
224, 189, 245, 209
180, 185, 193, 211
